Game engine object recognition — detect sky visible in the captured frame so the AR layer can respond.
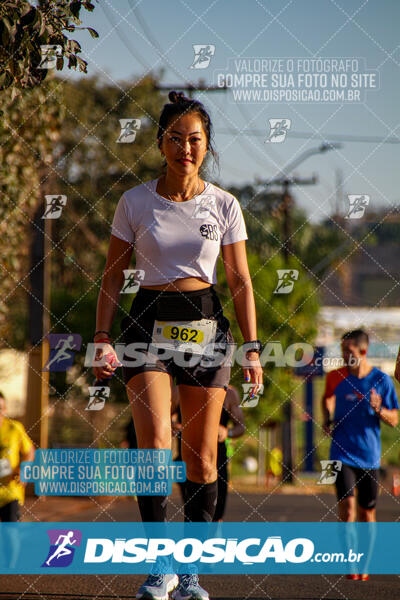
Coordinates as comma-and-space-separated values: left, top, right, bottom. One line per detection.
65, 0, 400, 221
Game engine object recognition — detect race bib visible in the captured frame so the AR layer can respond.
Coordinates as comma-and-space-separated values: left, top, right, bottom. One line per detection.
0, 457, 12, 478
151, 319, 217, 356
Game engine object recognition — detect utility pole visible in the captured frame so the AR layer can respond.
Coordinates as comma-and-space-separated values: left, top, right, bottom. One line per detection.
274, 176, 317, 484
25, 193, 51, 450
279, 176, 316, 260
335, 168, 344, 216
258, 144, 341, 484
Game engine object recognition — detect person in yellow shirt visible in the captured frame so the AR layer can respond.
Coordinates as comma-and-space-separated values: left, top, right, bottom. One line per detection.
0, 392, 35, 521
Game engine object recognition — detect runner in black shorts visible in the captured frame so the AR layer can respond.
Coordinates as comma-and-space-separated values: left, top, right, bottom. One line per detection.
334, 463, 379, 511
93, 90, 263, 600
322, 329, 398, 580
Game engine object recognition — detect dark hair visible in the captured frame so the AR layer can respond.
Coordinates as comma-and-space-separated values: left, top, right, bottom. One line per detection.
157, 90, 219, 174
0, 391, 5, 400
341, 329, 369, 346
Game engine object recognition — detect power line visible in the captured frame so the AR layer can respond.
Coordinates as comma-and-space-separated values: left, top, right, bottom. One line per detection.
235, 102, 285, 173
129, 4, 289, 175
215, 128, 400, 145
101, 3, 153, 72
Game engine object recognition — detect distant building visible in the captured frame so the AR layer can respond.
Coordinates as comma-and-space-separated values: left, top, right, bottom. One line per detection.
321, 234, 399, 307
317, 306, 400, 374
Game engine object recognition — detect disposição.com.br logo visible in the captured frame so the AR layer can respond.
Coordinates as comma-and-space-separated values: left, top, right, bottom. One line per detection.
41, 529, 82, 568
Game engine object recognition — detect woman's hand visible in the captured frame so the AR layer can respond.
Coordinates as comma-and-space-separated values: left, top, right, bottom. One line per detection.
92, 337, 122, 383
243, 350, 263, 400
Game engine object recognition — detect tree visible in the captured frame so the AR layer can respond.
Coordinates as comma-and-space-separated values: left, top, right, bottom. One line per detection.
0, 0, 99, 94
217, 248, 319, 432
0, 0, 99, 340
0, 80, 63, 341
228, 183, 348, 280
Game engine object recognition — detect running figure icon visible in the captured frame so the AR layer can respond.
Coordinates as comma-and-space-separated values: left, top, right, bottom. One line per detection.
45, 531, 77, 566
45, 335, 77, 370
42, 195, 67, 219
274, 269, 299, 294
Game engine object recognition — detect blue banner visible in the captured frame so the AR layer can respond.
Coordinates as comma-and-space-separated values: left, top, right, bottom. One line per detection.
20, 449, 186, 496
0, 522, 396, 574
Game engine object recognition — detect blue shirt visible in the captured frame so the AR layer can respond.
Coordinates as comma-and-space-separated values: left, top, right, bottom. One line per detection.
324, 366, 398, 469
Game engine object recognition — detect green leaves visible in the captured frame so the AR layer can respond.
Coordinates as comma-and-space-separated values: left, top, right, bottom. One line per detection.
0, 0, 100, 93
0, 79, 63, 339
87, 27, 99, 38
69, 1, 82, 20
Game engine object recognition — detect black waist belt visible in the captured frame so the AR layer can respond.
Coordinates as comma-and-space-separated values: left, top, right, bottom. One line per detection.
134, 286, 221, 321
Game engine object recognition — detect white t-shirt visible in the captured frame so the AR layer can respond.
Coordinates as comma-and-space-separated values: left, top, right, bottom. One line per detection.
111, 178, 248, 286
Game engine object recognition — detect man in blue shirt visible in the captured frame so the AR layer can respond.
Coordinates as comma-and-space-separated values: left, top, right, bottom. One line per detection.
322, 329, 398, 529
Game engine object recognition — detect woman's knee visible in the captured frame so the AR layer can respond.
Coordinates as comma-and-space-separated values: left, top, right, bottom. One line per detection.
136, 425, 171, 449
182, 447, 217, 483
126, 373, 173, 449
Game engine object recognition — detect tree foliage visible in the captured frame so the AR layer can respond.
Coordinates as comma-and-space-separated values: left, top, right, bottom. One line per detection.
0, 0, 99, 94
217, 249, 319, 431
51, 74, 164, 288
2, 71, 337, 424
0, 79, 63, 341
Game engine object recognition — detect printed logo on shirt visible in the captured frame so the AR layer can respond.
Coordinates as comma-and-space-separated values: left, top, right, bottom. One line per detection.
345, 392, 363, 402
199, 223, 219, 241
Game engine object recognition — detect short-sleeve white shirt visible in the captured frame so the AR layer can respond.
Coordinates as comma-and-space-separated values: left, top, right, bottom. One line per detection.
111, 178, 248, 285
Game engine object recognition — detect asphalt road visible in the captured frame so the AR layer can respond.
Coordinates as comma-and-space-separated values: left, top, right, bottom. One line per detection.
1, 490, 399, 600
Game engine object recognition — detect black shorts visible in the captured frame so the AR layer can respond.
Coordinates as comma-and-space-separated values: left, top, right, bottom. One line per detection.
0, 500, 20, 522
120, 285, 234, 390
335, 462, 379, 509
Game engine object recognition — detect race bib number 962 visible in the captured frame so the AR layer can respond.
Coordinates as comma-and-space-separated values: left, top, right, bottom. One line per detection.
151, 319, 217, 356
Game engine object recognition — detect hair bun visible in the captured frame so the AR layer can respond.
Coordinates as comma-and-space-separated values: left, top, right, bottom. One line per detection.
168, 90, 187, 104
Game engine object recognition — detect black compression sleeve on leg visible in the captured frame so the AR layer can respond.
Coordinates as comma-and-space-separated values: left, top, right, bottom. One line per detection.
136, 495, 173, 574
137, 495, 168, 522
183, 479, 218, 522
213, 467, 228, 522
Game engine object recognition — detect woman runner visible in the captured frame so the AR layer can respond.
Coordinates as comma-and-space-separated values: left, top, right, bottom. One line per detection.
93, 90, 263, 600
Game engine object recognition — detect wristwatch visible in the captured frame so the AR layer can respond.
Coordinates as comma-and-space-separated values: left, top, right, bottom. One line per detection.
244, 340, 262, 354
